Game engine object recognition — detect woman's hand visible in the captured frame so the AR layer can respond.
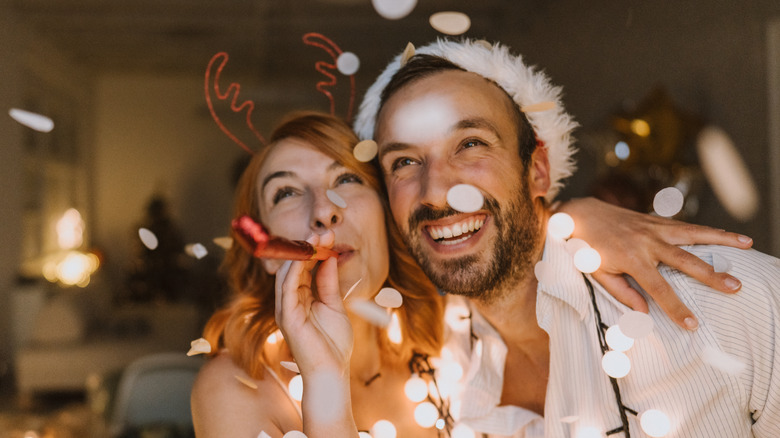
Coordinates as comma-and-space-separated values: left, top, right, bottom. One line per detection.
274, 231, 353, 375
558, 197, 753, 330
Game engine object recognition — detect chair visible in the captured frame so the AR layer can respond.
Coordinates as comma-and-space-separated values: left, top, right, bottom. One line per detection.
109, 352, 204, 438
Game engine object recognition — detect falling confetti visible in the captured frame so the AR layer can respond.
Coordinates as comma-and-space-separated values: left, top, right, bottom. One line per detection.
446, 184, 484, 213
347, 299, 391, 327
9, 108, 54, 132
213, 236, 233, 249
280, 361, 300, 373
618, 311, 654, 339
353, 139, 379, 162
601, 350, 631, 378
282, 432, 307, 438
185, 243, 208, 259
712, 253, 732, 273
474, 39, 492, 50
138, 228, 159, 250
337, 52, 360, 76
371, 420, 397, 438
387, 312, 402, 344
605, 325, 634, 352
640, 409, 671, 437
258, 432, 272, 438
400, 42, 416, 67
343, 278, 362, 301
701, 346, 746, 375
375, 287, 403, 308
573, 247, 602, 273
371, 0, 417, 20
520, 101, 556, 113
288, 374, 304, 401
547, 212, 575, 240
534, 260, 558, 287
653, 187, 684, 217
187, 338, 212, 356
326, 189, 347, 208
234, 374, 258, 389
429, 11, 471, 35
560, 416, 580, 424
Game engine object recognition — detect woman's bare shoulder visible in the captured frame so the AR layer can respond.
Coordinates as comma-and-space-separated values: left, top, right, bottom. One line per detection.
191, 352, 301, 437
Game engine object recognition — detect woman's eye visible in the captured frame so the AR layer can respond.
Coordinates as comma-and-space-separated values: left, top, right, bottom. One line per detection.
391, 157, 418, 171
272, 188, 296, 204
336, 172, 363, 185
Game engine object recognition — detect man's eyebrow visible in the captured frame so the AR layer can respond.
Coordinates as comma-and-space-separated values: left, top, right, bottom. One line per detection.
261, 171, 294, 192
378, 141, 412, 162
453, 117, 502, 139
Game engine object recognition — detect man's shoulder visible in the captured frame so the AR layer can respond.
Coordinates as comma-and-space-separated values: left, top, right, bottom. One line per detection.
671, 245, 780, 283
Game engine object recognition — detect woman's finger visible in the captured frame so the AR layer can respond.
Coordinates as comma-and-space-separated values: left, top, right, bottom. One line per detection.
630, 267, 699, 331
656, 245, 742, 294
315, 257, 343, 309
591, 271, 649, 313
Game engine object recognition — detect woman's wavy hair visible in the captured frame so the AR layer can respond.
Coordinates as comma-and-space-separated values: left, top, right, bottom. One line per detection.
202, 111, 443, 379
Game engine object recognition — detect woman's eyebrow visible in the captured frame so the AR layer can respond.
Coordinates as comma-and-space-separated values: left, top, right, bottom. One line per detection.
261, 170, 295, 192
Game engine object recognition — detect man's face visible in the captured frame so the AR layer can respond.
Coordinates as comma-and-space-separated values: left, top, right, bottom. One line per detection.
374, 70, 548, 301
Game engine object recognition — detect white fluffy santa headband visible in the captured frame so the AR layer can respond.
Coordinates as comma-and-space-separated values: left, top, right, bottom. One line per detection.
353, 38, 579, 201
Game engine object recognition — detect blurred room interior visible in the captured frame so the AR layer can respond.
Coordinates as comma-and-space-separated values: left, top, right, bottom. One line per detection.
1, 0, 779, 436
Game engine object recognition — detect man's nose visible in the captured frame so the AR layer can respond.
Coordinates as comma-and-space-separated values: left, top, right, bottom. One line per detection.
419, 158, 458, 209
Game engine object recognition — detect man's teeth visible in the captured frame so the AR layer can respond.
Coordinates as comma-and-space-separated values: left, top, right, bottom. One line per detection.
429, 218, 484, 240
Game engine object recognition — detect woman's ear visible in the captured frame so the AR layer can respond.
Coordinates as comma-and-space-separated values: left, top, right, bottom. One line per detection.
528, 144, 551, 198
261, 258, 284, 275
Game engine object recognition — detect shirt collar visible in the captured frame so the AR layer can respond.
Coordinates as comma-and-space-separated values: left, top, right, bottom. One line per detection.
537, 235, 592, 323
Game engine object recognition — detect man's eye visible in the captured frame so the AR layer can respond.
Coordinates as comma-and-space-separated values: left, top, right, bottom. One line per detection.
272, 188, 296, 204
391, 157, 418, 171
463, 138, 487, 149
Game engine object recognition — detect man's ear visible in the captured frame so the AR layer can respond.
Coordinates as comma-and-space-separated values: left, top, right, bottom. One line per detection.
528, 144, 551, 198
261, 258, 284, 275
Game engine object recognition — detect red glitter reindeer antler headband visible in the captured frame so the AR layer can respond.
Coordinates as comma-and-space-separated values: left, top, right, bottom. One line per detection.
205, 32, 357, 154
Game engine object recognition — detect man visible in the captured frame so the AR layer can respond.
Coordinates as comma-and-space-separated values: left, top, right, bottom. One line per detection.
354, 39, 780, 437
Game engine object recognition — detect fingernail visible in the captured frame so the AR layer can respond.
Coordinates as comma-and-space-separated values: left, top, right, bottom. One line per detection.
684, 317, 699, 330
738, 235, 752, 244
725, 276, 741, 291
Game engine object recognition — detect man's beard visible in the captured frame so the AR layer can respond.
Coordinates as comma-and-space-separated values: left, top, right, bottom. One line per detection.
403, 180, 542, 303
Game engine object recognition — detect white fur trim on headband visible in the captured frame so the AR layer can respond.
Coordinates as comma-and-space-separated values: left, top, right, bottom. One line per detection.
354, 38, 578, 201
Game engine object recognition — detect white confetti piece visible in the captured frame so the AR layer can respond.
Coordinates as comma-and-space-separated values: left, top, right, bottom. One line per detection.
605, 325, 634, 352
474, 39, 492, 50
374, 287, 403, 308
343, 278, 362, 301
280, 361, 300, 374
347, 299, 391, 327
258, 432, 272, 438
337, 52, 360, 76
138, 228, 158, 250
283, 431, 307, 438
387, 312, 402, 344
400, 42, 416, 67
213, 236, 233, 250
9, 108, 54, 132
372, 420, 397, 438
618, 311, 654, 339
534, 260, 558, 287
564, 238, 590, 256
653, 187, 684, 217
701, 346, 746, 375
234, 374, 258, 389
712, 253, 732, 273
573, 247, 601, 273
187, 338, 211, 356
326, 189, 347, 208
446, 184, 484, 213
639, 409, 671, 437
353, 139, 378, 162
547, 212, 575, 240
371, 0, 416, 20
560, 415, 579, 424
288, 375, 303, 401
185, 243, 208, 259
601, 350, 631, 378
520, 101, 556, 113
429, 11, 471, 35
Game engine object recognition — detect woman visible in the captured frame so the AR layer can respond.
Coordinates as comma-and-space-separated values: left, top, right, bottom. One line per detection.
191, 112, 751, 438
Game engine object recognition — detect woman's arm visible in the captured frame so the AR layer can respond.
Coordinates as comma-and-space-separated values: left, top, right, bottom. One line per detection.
557, 197, 753, 330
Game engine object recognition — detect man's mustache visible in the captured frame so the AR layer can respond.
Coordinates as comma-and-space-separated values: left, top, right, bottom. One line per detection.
408, 198, 499, 231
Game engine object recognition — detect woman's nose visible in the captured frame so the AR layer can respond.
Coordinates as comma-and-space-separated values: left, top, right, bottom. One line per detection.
310, 191, 343, 230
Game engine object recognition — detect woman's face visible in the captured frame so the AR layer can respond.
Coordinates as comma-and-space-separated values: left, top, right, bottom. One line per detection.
256, 137, 390, 298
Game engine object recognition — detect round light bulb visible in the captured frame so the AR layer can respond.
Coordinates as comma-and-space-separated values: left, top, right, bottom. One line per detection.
548, 212, 575, 240
605, 325, 634, 352
601, 351, 631, 378
404, 374, 429, 402
435, 418, 446, 430
371, 419, 397, 438
413, 402, 439, 428
573, 247, 602, 273
640, 409, 671, 437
